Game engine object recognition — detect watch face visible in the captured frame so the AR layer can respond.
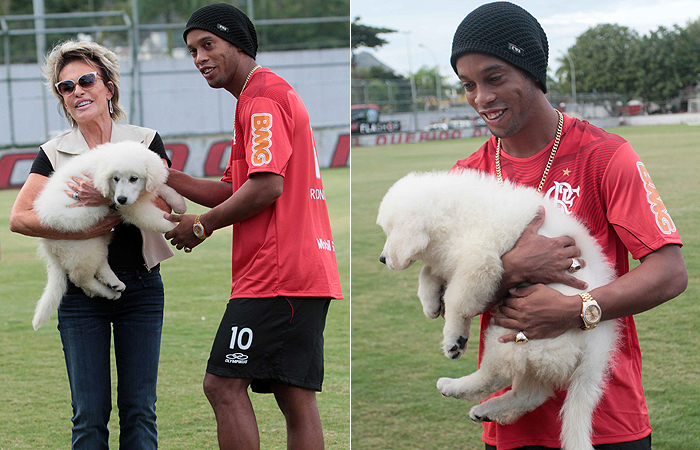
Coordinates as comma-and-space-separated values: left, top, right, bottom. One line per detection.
584, 304, 601, 324
193, 223, 205, 239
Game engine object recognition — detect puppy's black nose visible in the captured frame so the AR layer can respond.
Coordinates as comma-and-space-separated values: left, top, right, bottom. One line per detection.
117, 196, 128, 205
379, 255, 386, 265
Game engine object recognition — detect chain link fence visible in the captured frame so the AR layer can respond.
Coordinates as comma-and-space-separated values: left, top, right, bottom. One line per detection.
1, 9, 349, 148
353, 76, 700, 133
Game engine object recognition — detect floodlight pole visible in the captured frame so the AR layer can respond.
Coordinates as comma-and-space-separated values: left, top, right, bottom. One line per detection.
404, 32, 418, 131
419, 43, 441, 103
247, 0, 255, 20
132, 0, 143, 125
33, 0, 49, 141
564, 52, 577, 113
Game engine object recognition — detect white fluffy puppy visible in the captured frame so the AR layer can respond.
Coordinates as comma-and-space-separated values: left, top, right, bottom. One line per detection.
377, 170, 619, 450
32, 140, 186, 330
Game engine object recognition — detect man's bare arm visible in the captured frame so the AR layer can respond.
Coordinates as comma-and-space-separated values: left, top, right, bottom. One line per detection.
166, 168, 234, 208
164, 172, 283, 251
493, 244, 687, 342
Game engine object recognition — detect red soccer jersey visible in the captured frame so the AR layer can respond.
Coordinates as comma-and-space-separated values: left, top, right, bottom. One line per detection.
221, 67, 343, 300
452, 114, 682, 449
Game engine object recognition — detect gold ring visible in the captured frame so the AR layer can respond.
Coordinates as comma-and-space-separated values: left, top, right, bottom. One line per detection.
515, 331, 529, 344
184, 247, 192, 253
568, 258, 582, 273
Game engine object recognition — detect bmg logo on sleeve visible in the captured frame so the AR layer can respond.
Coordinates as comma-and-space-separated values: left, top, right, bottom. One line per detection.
251, 113, 273, 167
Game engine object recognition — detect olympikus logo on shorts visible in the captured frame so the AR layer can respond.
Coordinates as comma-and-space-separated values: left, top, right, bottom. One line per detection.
225, 353, 249, 364
637, 161, 676, 235
251, 113, 273, 166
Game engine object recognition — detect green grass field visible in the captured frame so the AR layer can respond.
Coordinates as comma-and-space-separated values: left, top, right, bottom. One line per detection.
0, 167, 349, 450
351, 124, 700, 449
2, 124, 699, 449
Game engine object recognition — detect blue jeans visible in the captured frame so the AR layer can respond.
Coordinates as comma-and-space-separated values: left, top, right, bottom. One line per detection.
58, 267, 164, 450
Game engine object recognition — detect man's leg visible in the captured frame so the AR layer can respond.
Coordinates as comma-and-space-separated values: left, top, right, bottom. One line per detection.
203, 373, 260, 450
271, 382, 324, 450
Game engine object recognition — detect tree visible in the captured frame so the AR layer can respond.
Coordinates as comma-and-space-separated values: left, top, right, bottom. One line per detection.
351, 17, 396, 51
1, 0, 348, 63
254, 0, 349, 51
674, 18, 700, 96
412, 65, 447, 109
678, 18, 700, 77
564, 24, 639, 94
629, 26, 686, 103
552, 53, 572, 94
351, 17, 396, 79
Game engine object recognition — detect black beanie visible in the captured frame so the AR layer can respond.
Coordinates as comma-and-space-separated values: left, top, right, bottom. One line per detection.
183, 3, 258, 59
451, 2, 549, 93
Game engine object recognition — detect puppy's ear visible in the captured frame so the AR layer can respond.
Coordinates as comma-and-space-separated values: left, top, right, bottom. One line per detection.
91, 166, 111, 198
144, 155, 168, 193
383, 225, 429, 270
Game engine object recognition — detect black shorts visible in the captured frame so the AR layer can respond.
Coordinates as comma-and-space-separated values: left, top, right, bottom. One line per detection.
484, 433, 651, 450
206, 296, 331, 393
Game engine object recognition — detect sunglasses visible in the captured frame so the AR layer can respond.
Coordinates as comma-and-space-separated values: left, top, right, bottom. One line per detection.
54, 71, 102, 96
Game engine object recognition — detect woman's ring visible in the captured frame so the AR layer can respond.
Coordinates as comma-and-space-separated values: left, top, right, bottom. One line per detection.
515, 331, 529, 344
73, 191, 79, 200
568, 258, 582, 273
184, 247, 192, 253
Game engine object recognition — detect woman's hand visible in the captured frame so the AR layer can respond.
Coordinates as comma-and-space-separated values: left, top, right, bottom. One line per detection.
81, 214, 123, 239
66, 174, 112, 208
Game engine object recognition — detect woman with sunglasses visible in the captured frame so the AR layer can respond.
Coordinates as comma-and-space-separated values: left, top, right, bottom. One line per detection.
10, 40, 172, 450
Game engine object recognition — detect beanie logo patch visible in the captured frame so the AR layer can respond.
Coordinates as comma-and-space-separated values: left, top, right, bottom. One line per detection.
217, 23, 229, 32
507, 42, 524, 57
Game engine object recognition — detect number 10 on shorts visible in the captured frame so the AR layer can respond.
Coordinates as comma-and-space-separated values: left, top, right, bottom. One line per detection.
230, 326, 253, 351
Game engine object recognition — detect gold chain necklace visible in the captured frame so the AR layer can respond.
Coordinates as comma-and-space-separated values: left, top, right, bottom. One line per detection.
495, 109, 564, 193
240, 64, 261, 97
233, 64, 262, 145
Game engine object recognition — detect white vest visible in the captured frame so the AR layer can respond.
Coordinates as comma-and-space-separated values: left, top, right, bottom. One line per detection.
40, 123, 174, 270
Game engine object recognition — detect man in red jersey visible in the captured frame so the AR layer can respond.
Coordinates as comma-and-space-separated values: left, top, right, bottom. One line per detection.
448, 2, 686, 449
163, 4, 343, 450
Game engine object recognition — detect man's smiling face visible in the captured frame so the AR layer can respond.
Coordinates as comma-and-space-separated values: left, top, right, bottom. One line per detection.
455, 52, 541, 140
186, 29, 244, 92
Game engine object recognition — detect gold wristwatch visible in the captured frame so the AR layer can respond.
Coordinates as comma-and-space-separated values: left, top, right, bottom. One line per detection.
193, 215, 210, 240
579, 292, 601, 330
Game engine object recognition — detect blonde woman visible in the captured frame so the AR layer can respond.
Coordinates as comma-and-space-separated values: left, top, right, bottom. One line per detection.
10, 40, 172, 449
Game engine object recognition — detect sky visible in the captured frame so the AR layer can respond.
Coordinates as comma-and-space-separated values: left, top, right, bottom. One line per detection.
351, 0, 700, 82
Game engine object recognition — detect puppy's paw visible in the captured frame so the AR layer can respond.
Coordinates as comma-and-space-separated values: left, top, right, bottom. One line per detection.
422, 301, 444, 319
112, 281, 126, 292
443, 335, 468, 360
105, 291, 122, 300
422, 288, 445, 319
156, 184, 187, 214
470, 401, 523, 425
170, 200, 187, 215
437, 377, 459, 398
417, 269, 445, 319
437, 376, 492, 402
469, 405, 494, 423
